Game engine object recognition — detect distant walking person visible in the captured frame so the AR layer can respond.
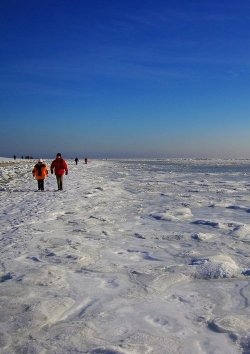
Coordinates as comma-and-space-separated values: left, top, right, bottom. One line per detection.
85, 157, 88, 164
50, 153, 68, 190
32, 159, 48, 191
75, 157, 79, 165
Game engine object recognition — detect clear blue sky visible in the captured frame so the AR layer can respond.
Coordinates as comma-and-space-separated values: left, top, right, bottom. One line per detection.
1, 0, 250, 158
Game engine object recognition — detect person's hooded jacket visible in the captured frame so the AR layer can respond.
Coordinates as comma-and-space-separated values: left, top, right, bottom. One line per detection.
33, 161, 48, 180
50, 155, 68, 176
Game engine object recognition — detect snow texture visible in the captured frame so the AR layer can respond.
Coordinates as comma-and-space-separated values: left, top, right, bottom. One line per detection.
0, 157, 250, 353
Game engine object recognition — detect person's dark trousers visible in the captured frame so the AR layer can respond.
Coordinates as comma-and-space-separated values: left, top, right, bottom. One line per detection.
56, 175, 63, 190
38, 180, 44, 190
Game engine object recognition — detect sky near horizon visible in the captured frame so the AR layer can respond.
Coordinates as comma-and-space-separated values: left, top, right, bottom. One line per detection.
1, 0, 250, 159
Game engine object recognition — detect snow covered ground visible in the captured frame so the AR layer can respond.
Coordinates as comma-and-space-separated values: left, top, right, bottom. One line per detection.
0, 157, 250, 354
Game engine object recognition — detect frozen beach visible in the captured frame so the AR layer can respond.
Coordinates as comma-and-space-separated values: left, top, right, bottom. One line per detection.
0, 158, 250, 354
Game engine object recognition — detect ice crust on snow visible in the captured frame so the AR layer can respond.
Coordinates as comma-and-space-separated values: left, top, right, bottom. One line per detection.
193, 255, 239, 279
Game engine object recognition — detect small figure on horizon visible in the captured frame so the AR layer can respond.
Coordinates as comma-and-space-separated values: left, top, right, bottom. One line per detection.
85, 157, 88, 164
50, 153, 68, 190
75, 157, 79, 165
13, 155, 16, 160
32, 159, 48, 191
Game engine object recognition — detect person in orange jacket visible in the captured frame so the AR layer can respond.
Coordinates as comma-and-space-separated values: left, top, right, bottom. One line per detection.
32, 159, 49, 191
50, 153, 68, 190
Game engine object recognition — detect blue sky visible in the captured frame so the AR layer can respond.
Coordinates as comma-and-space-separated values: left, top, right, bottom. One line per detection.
1, 0, 250, 158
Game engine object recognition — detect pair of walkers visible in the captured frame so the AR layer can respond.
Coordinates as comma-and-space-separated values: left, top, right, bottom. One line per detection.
33, 153, 68, 191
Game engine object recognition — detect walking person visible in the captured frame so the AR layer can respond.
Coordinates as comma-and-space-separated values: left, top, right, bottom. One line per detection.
50, 153, 68, 190
32, 159, 48, 191
75, 157, 79, 165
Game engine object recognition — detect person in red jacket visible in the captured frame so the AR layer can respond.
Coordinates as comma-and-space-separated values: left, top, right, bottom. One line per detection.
32, 159, 48, 191
50, 153, 68, 190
